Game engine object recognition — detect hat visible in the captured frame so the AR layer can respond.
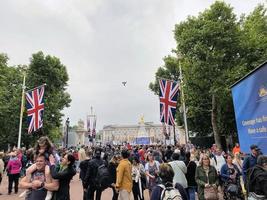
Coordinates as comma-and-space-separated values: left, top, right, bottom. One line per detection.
250, 144, 260, 151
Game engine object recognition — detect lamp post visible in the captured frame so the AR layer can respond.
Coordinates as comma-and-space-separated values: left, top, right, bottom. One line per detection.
65, 117, 70, 148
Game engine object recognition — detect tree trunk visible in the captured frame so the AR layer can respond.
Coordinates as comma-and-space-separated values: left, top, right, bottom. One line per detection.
211, 93, 222, 149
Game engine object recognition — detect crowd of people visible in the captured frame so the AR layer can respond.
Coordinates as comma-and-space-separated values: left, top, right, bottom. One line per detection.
0, 137, 266, 200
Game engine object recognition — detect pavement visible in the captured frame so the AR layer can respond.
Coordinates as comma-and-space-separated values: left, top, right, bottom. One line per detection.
0, 173, 150, 200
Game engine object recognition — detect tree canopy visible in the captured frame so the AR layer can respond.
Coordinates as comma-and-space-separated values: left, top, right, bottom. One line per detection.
0, 52, 71, 149
150, 2, 267, 148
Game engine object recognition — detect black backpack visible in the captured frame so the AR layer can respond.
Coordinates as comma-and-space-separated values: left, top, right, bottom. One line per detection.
96, 163, 111, 190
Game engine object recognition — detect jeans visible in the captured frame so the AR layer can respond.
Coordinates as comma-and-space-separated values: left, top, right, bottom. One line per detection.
8, 173, 20, 194
86, 185, 102, 200
187, 186, 197, 200
111, 186, 119, 200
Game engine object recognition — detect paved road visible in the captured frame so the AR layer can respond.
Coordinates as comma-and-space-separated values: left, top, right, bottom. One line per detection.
0, 174, 150, 200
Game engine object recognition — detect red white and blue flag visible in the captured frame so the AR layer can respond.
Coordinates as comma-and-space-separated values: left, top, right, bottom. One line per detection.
25, 85, 45, 134
159, 79, 179, 126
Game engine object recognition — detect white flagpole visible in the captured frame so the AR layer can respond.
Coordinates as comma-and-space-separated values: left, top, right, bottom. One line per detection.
179, 64, 189, 143
17, 74, 26, 149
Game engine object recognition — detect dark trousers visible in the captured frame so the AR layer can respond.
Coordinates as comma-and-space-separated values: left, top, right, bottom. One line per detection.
8, 173, 20, 193
132, 181, 144, 200
111, 186, 119, 200
86, 185, 102, 200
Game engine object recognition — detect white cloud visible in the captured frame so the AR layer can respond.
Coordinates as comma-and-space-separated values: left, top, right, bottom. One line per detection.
0, 0, 265, 130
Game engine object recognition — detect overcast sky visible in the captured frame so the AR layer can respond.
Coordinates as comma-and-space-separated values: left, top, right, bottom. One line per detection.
0, 0, 265, 130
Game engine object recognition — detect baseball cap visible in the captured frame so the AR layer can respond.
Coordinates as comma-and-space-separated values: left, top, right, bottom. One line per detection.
250, 144, 260, 151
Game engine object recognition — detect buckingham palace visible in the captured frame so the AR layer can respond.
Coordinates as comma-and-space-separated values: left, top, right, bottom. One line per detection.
98, 117, 186, 145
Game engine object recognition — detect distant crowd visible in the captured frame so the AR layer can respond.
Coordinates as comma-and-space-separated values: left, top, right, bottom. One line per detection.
0, 137, 266, 200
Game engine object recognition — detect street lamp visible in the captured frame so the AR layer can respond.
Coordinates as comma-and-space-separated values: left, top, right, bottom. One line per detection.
65, 117, 70, 148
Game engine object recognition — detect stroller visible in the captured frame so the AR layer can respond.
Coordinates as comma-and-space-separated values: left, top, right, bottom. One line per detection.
223, 168, 244, 200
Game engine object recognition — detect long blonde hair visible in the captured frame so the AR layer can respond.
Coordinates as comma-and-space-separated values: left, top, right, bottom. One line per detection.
78, 148, 86, 161
199, 153, 210, 166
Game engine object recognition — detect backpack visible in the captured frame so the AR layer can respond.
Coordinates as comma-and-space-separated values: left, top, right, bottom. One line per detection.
96, 163, 111, 190
159, 184, 182, 200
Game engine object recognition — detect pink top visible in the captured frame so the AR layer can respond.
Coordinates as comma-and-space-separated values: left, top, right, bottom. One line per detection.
7, 158, 21, 174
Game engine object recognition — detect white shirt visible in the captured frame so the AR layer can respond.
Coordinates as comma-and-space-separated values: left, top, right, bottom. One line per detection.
211, 155, 225, 172
169, 160, 188, 188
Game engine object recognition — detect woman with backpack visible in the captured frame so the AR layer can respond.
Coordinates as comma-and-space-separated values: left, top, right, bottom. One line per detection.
150, 163, 188, 200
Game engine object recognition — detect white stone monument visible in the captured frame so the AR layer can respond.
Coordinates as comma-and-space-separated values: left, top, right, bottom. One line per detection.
136, 115, 150, 144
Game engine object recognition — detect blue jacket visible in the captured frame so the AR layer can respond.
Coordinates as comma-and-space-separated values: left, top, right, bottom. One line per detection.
242, 154, 257, 180
220, 163, 241, 183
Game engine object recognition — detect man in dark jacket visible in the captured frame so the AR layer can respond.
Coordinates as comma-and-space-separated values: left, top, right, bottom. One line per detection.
246, 155, 267, 199
242, 144, 261, 181
80, 150, 92, 200
84, 147, 104, 200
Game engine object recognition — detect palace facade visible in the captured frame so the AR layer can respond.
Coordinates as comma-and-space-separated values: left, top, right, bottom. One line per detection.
98, 119, 186, 145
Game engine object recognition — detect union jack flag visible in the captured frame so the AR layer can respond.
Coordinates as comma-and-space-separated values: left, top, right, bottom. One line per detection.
25, 85, 45, 134
159, 79, 179, 126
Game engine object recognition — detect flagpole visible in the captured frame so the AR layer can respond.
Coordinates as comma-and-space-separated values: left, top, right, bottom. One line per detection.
17, 74, 26, 149
173, 125, 177, 146
179, 63, 189, 143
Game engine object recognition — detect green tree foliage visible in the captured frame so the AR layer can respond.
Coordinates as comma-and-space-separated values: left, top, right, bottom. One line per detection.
149, 55, 183, 126
25, 51, 71, 143
0, 52, 71, 149
150, 2, 267, 148
0, 54, 25, 149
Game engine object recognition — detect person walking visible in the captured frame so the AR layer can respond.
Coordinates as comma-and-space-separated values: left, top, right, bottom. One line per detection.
7, 151, 22, 195
116, 149, 132, 200
220, 153, 242, 199
168, 152, 188, 189
242, 144, 261, 181
49, 153, 76, 200
150, 163, 188, 200
132, 156, 145, 200
109, 154, 120, 200
0, 152, 4, 195
185, 152, 197, 200
195, 154, 219, 200
80, 149, 92, 200
246, 155, 267, 199
84, 147, 104, 200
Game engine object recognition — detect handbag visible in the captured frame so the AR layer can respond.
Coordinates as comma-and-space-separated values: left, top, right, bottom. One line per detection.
204, 186, 218, 200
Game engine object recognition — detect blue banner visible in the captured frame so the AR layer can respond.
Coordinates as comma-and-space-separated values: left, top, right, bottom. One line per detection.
136, 137, 150, 145
231, 61, 267, 154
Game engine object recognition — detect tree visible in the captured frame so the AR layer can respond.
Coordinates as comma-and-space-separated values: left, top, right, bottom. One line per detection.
0, 54, 25, 149
174, 2, 243, 148
150, 2, 267, 149
149, 55, 184, 126
25, 51, 71, 143
0, 51, 71, 149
